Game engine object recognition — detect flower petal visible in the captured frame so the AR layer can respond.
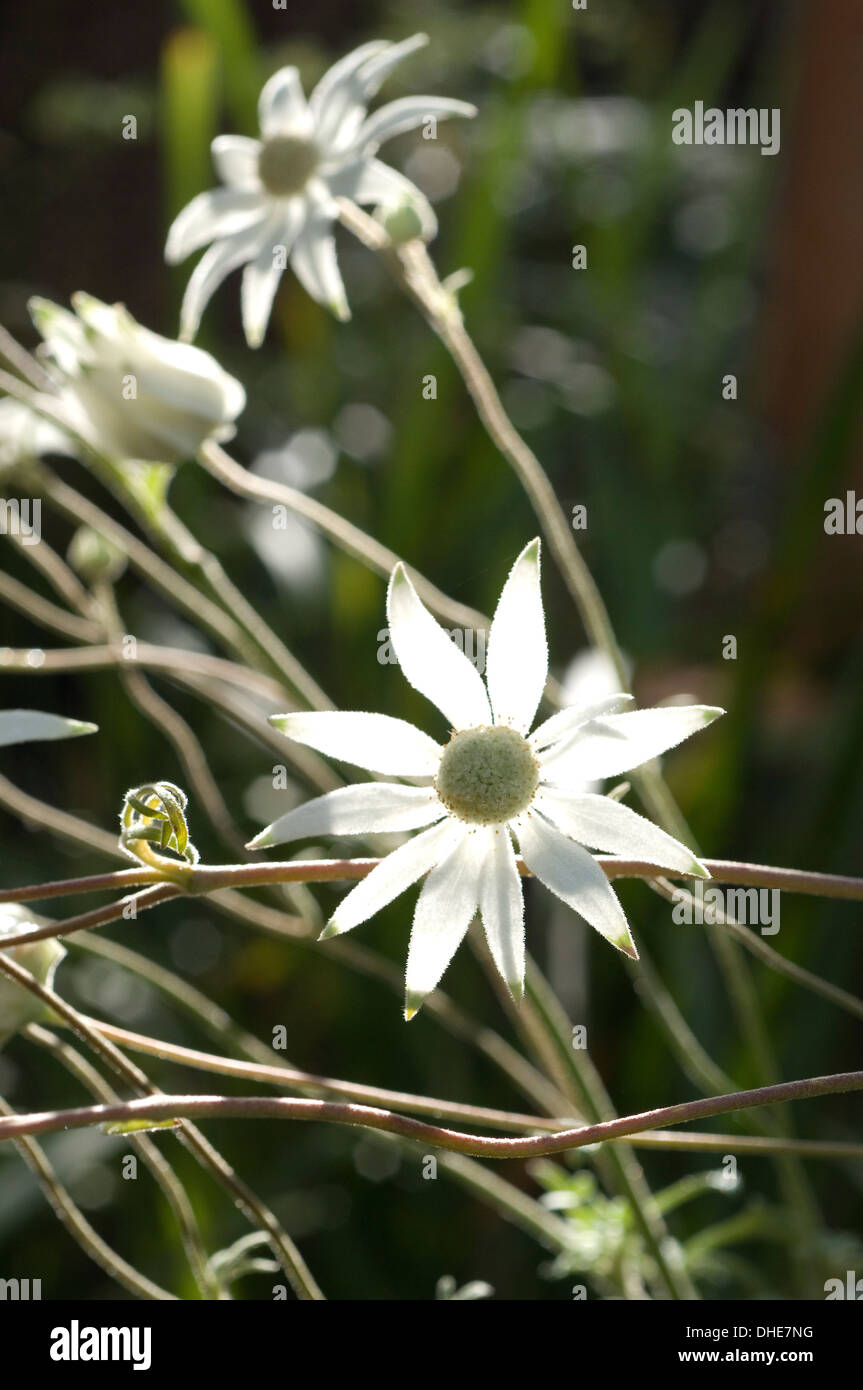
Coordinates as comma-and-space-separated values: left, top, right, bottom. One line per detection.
258, 66, 313, 140
405, 827, 481, 1018
478, 827, 525, 1000
387, 564, 491, 730
356, 96, 477, 152
352, 34, 431, 101
270, 711, 442, 776
247, 783, 445, 850
310, 35, 428, 149
486, 539, 547, 734
517, 811, 637, 958
165, 188, 267, 265
541, 705, 724, 783
323, 816, 465, 940
530, 694, 634, 754
240, 203, 305, 347
179, 221, 272, 342
288, 186, 349, 320
29, 297, 93, 373
211, 135, 262, 189
308, 40, 389, 122
123, 336, 246, 424
535, 790, 708, 877
325, 157, 437, 238
0, 711, 97, 748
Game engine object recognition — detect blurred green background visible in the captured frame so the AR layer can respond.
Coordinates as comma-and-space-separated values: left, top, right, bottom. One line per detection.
0, 0, 861, 1299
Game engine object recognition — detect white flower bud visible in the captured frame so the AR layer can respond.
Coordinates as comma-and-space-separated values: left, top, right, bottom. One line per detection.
0, 398, 75, 476
29, 293, 246, 465
0, 908, 66, 1047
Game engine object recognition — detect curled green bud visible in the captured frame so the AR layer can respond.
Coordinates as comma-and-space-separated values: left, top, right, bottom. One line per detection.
119, 780, 199, 878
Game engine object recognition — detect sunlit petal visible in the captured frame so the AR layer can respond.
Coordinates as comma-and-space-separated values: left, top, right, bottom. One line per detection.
405, 827, 481, 1017
387, 563, 491, 730
478, 827, 525, 1000
270, 710, 442, 776
535, 789, 708, 876
517, 811, 637, 958
259, 66, 313, 139
248, 783, 445, 850
542, 705, 724, 783
486, 539, 547, 734
356, 96, 477, 152
211, 135, 262, 190
324, 816, 464, 939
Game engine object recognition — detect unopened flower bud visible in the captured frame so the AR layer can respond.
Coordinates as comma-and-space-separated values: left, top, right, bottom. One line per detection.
380, 200, 427, 246
0, 908, 66, 1047
29, 293, 245, 465
67, 525, 127, 586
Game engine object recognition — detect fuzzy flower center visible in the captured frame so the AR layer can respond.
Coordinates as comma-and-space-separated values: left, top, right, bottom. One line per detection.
435, 725, 540, 825
257, 135, 320, 197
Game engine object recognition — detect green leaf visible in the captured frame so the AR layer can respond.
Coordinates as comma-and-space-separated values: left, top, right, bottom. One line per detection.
102, 1118, 181, 1136
0, 711, 98, 749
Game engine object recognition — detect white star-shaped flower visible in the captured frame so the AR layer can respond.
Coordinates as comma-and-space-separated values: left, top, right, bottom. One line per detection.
248, 541, 723, 1018
165, 33, 476, 347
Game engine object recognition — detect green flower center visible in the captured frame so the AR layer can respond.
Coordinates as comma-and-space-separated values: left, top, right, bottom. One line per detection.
435, 725, 540, 826
257, 135, 320, 197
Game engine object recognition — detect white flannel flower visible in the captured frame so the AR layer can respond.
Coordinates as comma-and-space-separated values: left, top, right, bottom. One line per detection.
249, 541, 723, 1019
164, 33, 477, 347
29, 293, 245, 464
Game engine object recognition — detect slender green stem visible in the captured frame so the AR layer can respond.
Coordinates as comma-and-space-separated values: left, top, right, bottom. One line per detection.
86, 1018, 572, 1133
0, 638, 287, 699
6, 855, 863, 914
95, 583, 248, 856
0, 640, 341, 792
0, 324, 54, 389
3, 525, 97, 621
2, 1071, 860, 1158
629, 1130, 863, 1160
32, 464, 262, 664
0, 569, 101, 642
83, 448, 331, 710
200, 439, 490, 633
